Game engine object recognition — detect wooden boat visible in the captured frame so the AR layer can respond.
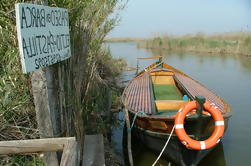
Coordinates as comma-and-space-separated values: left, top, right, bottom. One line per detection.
121, 59, 231, 166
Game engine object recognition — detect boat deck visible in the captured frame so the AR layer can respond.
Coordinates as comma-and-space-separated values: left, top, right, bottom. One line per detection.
174, 72, 226, 113
123, 68, 227, 115
123, 73, 152, 114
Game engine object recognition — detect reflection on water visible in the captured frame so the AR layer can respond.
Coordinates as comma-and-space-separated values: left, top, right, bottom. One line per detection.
199, 143, 226, 166
108, 42, 251, 166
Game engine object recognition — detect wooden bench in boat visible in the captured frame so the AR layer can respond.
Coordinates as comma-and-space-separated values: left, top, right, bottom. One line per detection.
151, 75, 175, 85
155, 100, 188, 111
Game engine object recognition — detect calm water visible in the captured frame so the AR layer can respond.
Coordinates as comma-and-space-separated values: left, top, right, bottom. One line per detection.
108, 42, 251, 166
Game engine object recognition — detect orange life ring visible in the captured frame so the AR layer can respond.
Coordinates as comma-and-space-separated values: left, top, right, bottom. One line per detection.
174, 100, 225, 150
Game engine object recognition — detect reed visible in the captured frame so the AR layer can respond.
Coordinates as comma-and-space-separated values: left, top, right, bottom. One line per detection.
137, 32, 251, 56
0, 0, 126, 164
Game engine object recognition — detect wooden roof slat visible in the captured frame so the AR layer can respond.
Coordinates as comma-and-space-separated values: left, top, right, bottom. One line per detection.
127, 80, 138, 110
130, 81, 140, 110
135, 75, 143, 111
142, 74, 149, 113
124, 73, 152, 114
174, 73, 225, 112
146, 75, 151, 114
131, 76, 143, 110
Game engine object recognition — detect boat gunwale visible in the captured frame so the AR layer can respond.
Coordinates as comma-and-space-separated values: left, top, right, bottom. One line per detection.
126, 108, 232, 120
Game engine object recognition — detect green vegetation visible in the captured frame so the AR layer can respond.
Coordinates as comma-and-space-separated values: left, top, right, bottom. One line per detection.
0, 155, 44, 166
105, 37, 146, 42
0, 0, 38, 141
153, 84, 182, 100
137, 32, 251, 55
0, 0, 126, 165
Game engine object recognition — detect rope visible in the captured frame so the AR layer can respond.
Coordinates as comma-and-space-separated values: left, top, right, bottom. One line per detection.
131, 111, 145, 127
152, 125, 175, 166
128, 111, 145, 132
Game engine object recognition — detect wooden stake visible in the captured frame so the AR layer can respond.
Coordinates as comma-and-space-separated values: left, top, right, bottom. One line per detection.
124, 106, 134, 166
31, 69, 59, 166
60, 140, 79, 166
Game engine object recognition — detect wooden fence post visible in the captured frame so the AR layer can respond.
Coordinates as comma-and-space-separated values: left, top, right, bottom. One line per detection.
45, 66, 62, 137
28, 0, 62, 165
31, 69, 59, 166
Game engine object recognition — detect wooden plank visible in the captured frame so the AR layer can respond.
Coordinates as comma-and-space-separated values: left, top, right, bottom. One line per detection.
31, 69, 59, 166
45, 66, 62, 136
124, 73, 153, 114
174, 73, 226, 112
60, 140, 79, 166
128, 79, 140, 111
151, 75, 175, 85
0, 145, 63, 155
82, 135, 105, 166
31, 69, 55, 138
150, 71, 174, 76
155, 100, 188, 111
0, 137, 75, 155
149, 74, 156, 114
136, 75, 144, 112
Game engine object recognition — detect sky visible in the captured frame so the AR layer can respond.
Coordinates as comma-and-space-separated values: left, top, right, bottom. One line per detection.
108, 0, 251, 38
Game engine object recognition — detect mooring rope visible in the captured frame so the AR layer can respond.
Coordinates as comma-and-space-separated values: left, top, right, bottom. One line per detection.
152, 125, 175, 166
129, 111, 145, 131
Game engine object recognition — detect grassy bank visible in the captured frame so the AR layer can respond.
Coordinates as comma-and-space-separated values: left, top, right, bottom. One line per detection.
105, 37, 146, 43
137, 32, 251, 56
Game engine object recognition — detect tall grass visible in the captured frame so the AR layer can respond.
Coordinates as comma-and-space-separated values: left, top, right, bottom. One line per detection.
137, 32, 251, 55
1, 0, 126, 164
0, 0, 39, 140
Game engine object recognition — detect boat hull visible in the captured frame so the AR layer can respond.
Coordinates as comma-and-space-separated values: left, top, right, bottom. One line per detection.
131, 127, 213, 166
126, 112, 230, 166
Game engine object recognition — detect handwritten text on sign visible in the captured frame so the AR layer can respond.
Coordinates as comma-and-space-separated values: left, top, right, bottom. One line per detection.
15, 3, 71, 73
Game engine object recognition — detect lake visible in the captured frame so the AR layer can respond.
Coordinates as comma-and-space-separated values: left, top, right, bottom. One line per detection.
108, 42, 251, 166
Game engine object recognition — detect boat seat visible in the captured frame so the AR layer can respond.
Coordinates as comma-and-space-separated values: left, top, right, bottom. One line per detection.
150, 71, 174, 76
155, 100, 188, 111
151, 75, 175, 85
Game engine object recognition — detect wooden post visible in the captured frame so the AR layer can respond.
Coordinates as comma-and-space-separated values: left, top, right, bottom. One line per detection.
16, 1, 73, 165
82, 135, 105, 166
60, 140, 79, 166
45, 66, 61, 136
124, 107, 134, 166
31, 69, 59, 166
28, 0, 62, 165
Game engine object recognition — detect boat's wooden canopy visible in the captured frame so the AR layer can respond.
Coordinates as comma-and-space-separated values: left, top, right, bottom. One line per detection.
122, 73, 152, 114
174, 72, 227, 113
